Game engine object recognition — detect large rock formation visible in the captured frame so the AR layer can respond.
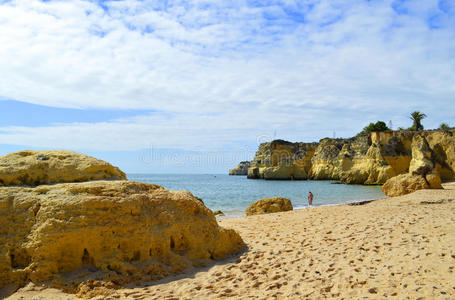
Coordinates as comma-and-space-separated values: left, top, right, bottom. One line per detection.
245, 197, 293, 216
409, 134, 434, 174
382, 173, 429, 197
411, 131, 455, 179
309, 132, 414, 184
247, 140, 318, 180
0, 150, 126, 186
0, 151, 245, 292
229, 161, 251, 175
381, 132, 450, 196
244, 130, 455, 184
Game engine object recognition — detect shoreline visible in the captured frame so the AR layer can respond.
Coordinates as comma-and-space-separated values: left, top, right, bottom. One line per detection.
128, 174, 386, 218
217, 195, 388, 219
5, 183, 455, 299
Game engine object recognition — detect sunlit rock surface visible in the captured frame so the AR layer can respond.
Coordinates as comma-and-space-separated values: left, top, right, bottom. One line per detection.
0, 150, 126, 186
246, 197, 293, 216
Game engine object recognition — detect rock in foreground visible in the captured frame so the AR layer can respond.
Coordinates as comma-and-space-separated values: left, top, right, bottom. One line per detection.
0, 181, 245, 290
0, 150, 126, 186
246, 197, 293, 216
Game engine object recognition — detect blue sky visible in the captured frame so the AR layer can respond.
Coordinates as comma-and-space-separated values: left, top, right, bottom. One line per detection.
0, 0, 454, 173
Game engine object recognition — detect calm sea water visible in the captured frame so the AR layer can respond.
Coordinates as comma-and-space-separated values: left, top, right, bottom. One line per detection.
128, 174, 385, 217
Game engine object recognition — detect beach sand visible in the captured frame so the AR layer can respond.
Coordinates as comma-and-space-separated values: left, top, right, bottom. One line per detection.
5, 182, 455, 299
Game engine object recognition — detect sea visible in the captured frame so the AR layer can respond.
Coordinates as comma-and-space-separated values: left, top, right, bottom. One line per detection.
128, 174, 386, 217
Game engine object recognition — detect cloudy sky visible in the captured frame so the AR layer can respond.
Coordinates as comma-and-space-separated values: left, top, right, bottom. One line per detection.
0, 0, 454, 173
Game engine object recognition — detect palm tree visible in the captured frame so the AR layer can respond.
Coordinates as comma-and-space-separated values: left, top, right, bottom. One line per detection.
409, 111, 427, 131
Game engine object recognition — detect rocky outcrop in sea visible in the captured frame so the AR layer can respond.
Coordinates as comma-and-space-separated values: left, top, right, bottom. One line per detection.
229, 161, 251, 175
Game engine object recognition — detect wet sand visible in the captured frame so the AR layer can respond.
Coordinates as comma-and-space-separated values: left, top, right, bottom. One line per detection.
6, 183, 455, 299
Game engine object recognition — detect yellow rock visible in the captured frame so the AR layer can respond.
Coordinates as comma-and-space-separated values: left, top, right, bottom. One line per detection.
262, 165, 307, 180
247, 166, 261, 179
0, 150, 126, 186
310, 136, 398, 184
308, 138, 344, 180
246, 197, 293, 216
382, 174, 429, 197
409, 134, 434, 174
248, 140, 318, 180
426, 174, 443, 189
423, 130, 455, 180
229, 161, 251, 175
0, 180, 245, 289
246, 130, 455, 185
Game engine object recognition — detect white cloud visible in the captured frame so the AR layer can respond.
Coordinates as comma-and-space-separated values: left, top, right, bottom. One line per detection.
0, 107, 338, 151
0, 0, 454, 151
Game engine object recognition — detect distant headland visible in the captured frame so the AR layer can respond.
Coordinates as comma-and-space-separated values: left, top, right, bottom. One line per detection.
230, 129, 455, 196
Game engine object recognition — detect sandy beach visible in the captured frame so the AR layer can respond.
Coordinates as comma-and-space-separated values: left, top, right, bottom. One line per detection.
5, 182, 455, 299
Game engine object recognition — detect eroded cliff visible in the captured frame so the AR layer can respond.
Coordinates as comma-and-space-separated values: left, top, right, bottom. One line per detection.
245, 130, 455, 184
229, 161, 251, 175
247, 140, 318, 180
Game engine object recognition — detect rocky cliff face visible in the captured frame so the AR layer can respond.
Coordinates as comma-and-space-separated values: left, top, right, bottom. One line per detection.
309, 133, 414, 184
417, 130, 455, 179
381, 130, 453, 196
0, 151, 245, 292
245, 130, 455, 184
247, 140, 319, 180
229, 161, 251, 175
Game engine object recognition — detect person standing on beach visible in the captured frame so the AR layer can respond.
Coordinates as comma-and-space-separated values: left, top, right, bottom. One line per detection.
308, 191, 314, 206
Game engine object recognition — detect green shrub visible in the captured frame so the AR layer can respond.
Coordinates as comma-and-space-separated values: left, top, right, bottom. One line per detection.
357, 121, 390, 136
438, 123, 451, 130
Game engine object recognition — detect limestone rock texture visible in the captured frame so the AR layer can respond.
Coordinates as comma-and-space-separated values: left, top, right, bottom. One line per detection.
418, 130, 455, 179
382, 174, 429, 197
245, 197, 293, 216
409, 134, 434, 174
229, 161, 251, 175
0, 151, 245, 293
381, 131, 453, 196
247, 140, 318, 180
426, 174, 443, 189
0, 181, 245, 290
309, 133, 414, 185
0, 150, 126, 186
244, 130, 455, 185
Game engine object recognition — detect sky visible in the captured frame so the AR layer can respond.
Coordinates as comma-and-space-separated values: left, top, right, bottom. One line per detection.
0, 0, 454, 173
